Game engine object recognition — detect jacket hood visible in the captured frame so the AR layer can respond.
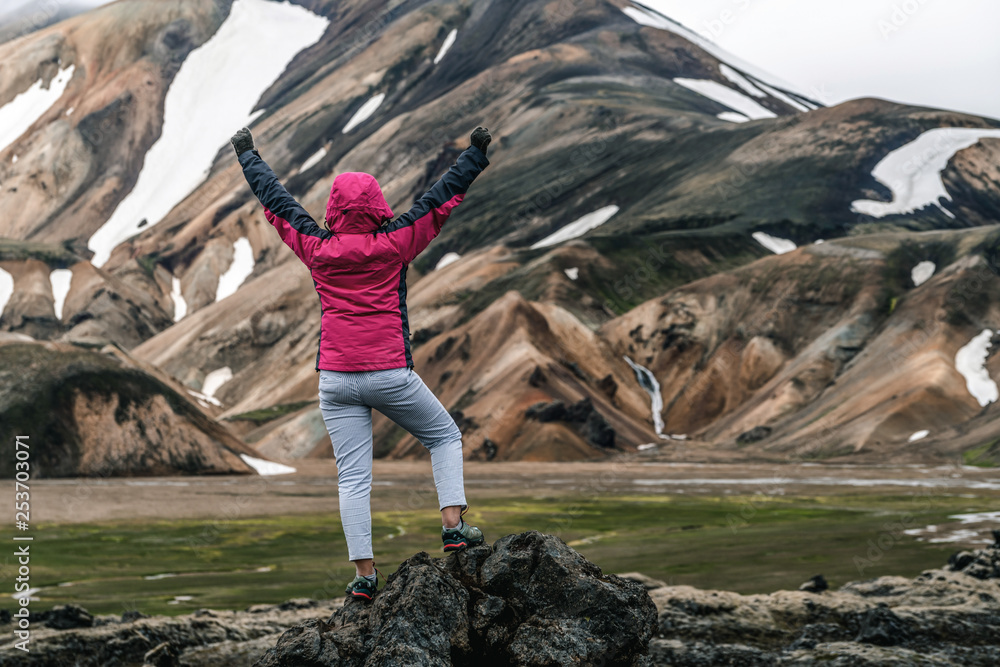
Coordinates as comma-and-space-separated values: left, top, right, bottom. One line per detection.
325, 172, 394, 233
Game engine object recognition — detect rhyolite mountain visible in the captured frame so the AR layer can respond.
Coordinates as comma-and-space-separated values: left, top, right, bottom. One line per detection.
1, 0, 999, 474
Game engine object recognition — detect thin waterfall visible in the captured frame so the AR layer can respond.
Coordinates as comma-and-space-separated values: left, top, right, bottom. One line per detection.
624, 356, 669, 439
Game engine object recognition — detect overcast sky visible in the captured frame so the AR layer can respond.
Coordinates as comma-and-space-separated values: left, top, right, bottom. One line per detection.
641, 0, 1000, 120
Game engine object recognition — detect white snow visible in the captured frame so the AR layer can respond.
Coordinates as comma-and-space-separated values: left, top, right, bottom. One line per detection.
301, 146, 327, 172
530, 205, 620, 250
240, 453, 296, 476
851, 128, 1000, 220
716, 111, 749, 124
215, 237, 254, 302
911, 261, 935, 287
674, 78, 776, 121
186, 389, 221, 408
564, 267, 579, 281
342, 93, 385, 134
167, 595, 194, 605
908, 430, 930, 442
621, 3, 812, 99
435, 252, 461, 270
49, 268, 72, 320
752, 232, 797, 255
814, 239, 825, 245
202, 367, 233, 400
66, 107, 74, 116
433, 28, 458, 64
87, 0, 329, 267
171, 276, 187, 322
624, 356, 669, 439
0, 64, 74, 154
0, 268, 14, 319
719, 64, 765, 98
951, 511, 1000, 524
955, 329, 999, 407
637, 443, 658, 451
11, 154, 17, 164
751, 80, 812, 113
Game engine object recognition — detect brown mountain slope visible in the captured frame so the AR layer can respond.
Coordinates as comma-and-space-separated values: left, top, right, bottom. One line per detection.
603, 229, 1000, 463
0, 336, 258, 477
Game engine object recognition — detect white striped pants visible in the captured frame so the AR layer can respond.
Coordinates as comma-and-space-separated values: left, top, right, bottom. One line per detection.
318, 366, 466, 560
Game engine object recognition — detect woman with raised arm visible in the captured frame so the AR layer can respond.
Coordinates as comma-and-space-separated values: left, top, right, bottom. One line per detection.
231, 126, 492, 600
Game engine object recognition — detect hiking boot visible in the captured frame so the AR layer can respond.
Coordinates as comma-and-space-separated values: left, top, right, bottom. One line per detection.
442, 519, 485, 552
345, 573, 377, 601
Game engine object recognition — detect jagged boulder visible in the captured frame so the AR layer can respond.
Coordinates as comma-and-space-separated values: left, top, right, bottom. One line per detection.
253, 531, 657, 666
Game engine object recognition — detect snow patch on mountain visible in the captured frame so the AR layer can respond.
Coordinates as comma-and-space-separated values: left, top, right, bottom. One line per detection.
202, 367, 233, 400
716, 111, 749, 123
851, 128, 1000, 220
752, 80, 811, 112
719, 64, 764, 98
215, 238, 254, 302
342, 93, 385, 134
301, 147, 327, 172
87, 0, 329, 267
171, 276, 187, 322
0, 268, 13, 318
531, 206, 620, 249
624, 356, 668, 439
0, 64, 74, 154
955, 329, 999, 407
752, 232, 796, 255
911, 261, 935, 287
240, 454, 296, 476
908, 430, 930, 442
49, 268, 72, 320
564, 267, 579, 281
674, 78, 776, 121
435, 252, 461, 270
434, 29, 458, 64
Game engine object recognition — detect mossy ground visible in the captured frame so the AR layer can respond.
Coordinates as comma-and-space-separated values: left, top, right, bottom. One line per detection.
23, 493, 987, 617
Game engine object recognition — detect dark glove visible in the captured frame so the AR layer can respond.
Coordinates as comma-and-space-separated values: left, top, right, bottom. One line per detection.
231, 127, 254, 157
471, 126, 491, 154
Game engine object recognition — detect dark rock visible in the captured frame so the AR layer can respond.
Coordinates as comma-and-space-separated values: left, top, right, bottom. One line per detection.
586, 410, 616, 448
528, 365, 546, 387
434, 336, 457, 361
598, 373, 618, 398
799, 574, 829, 593
482, 438, 497, 461
44, 603, 94, 629
450, 410, 478, 433
563, 360, 589, 381
736, 426, 772, 444
254, 532, 656, 666
143, 641, 178, 667
525, 400, 567, 422
122, 609, 149, 623
854, 605, 912, 646
0, 609, 10, 624
410, 328, 441, 347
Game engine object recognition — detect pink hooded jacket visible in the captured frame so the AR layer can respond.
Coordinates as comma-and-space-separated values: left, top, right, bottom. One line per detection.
238, 146, 489, 371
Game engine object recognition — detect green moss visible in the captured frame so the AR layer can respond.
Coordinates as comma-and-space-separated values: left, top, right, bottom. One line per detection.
27, 493, 984, 617
963, 439, 1000, 467
225, 401, 316, 426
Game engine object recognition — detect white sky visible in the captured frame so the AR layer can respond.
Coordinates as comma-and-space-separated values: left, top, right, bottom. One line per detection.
640, 0, 1000, 120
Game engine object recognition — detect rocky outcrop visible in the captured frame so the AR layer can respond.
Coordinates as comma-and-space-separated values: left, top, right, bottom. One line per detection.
648, 534, 1000, 666
0, 599, 343, 667
254, 531, 657, 666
